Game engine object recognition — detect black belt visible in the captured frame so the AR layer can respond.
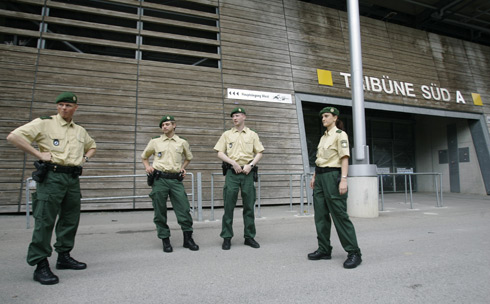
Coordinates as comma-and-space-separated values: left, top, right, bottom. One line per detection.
154, 170, 181, 179
315, 166, 341, 174
47, 163, 82, 174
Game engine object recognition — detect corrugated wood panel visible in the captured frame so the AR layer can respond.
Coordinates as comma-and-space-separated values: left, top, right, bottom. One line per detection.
0, 45, 38, 209
135, 59, 224, 206
286, 1, 487, 115
217, 0, 303, 208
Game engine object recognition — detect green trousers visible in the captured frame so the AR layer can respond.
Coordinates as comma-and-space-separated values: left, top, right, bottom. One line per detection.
27, 171, 81, 266
220, 170, 256, 239
149, 177, 193, 239
313, 171, 361, 255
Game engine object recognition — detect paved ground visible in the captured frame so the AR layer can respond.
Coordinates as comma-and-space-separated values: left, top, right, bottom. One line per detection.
1, 192, 489, 304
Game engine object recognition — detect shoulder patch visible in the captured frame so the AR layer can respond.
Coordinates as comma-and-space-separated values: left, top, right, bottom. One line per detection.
336, 129, 342, 133
40, 116, 52, 120
152, 135, 160, 139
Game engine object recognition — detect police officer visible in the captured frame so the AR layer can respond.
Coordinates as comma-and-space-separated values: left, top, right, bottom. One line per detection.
308, 106, 362, 269
214, 107, 264, 250
7, 92, 96, 285
142, 115, 198, 253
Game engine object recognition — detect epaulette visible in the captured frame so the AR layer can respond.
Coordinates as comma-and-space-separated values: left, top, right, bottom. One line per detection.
180, 136, 188, 141
40, 116, 52, 120
336, 129, 342, 133
250, 128, 258, 133
152, 135, 160, 139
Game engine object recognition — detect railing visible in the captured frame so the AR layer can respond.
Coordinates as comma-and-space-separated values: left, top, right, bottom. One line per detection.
24, 170, 443, 229
210, 172, 309, 221
24, 173, 195, 229
378, 172, 443, 210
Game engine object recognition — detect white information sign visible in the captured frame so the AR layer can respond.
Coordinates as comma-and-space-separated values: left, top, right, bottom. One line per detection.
396, 168, 414, 174
227, 88, 292, 104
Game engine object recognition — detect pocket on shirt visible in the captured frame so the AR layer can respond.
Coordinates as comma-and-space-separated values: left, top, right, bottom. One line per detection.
321, 144, 338, 159
48, 133, 66, 152
76, 133, 86, 150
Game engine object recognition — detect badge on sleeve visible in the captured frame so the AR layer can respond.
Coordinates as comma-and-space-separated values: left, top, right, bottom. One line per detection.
341, 140, 348, 148
53, 139, 59, 146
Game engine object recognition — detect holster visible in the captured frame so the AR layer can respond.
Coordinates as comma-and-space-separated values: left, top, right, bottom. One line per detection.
177, 172, 184, 182
32, 161, 48, 183
252, 166, 259, 182
147, 172, 156, 186
72, 166, 83, 178
221, 162, 231, 176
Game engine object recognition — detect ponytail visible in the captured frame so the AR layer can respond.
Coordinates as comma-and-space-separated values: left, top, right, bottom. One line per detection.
336, 118, 345, 131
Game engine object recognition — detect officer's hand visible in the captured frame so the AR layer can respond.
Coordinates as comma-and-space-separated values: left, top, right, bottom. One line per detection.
39, 152, 52, 162
310, 176, 315, 189
242, 164, 252, 175
180, 169, 187, 179
145, 166, 154, 175
232, 162, 242, 174
339, 179, 348, 195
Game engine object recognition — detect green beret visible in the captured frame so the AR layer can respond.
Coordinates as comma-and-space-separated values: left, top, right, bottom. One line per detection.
230, 107, 246, 117
159, 115, 175, 128
56, 92, 77, 104
319, 106, 339, 116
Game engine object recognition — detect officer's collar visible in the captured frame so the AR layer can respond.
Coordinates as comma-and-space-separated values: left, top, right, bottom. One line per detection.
325, 126, 338, 135
56, 114, 75, 127
232, 126, 248, 133
163, 134, 177, 141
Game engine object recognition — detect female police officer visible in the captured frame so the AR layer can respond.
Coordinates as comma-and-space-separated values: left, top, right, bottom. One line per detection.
307, 106, 362, 269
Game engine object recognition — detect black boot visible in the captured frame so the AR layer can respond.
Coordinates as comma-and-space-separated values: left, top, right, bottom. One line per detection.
183, 231, 199, 251
56, 252, 87, 270
34, 259, 59, 285
162, 238, 173, 253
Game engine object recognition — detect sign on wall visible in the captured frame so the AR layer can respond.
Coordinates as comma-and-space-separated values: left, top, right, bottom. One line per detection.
227, 88, 292, 104
317, 69, 484, 107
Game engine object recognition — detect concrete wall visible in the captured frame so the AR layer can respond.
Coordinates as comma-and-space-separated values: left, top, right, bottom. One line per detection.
415, 116, 486, 194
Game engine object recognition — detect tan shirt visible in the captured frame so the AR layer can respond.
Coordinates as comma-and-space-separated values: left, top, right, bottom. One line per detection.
11, 114, 96, 166
141, 134, 193, 173
214, 127, 264, 166
315, 126, 350, 168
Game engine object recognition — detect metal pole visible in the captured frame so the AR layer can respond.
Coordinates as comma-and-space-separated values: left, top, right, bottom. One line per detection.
190, 172, 195, 215
26, 178, 32, 229
300, 174, 305, 215
197, 172, 203, 222
440, 173, 444, 207
256, 174, 261, 218
404, 175, 408, 204
211, 174, 215, 221
409, 174, 413, 209
347, 0, 367, 163
379, 175, 384, 211
289, 175, 293, 211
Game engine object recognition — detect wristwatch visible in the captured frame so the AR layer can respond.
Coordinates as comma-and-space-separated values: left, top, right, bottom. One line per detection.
84, 156, 89, 162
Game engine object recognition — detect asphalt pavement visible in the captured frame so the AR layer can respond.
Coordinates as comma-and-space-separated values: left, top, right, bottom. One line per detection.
1, 192, 489, 304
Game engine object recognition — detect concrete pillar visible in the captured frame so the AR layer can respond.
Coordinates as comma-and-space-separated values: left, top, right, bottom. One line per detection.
347, 164, 379, 218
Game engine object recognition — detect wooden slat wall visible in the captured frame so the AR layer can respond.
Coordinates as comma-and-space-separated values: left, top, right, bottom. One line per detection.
284, 0, 489, 115
218, 0, 304, 206
1, 0, 489, 212
0, 46, 38, 211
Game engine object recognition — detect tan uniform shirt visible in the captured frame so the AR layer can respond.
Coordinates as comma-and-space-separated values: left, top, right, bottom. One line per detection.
315, 126, 350, 168
11, 114, 96, 166
141, 134, 193, 173
214, 127, 264, 166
